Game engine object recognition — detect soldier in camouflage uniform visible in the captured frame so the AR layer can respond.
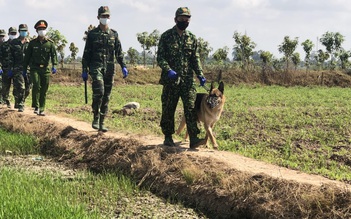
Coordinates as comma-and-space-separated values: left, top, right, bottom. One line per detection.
0, 27, 17, 108
10, 24, 30, 112
82, 6, 129, 132
0, 29, 6, 105
157, 7, 207, 149
23, 20, 58, 116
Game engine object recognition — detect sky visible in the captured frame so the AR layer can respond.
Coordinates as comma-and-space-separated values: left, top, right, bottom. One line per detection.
1, 0, 351, 60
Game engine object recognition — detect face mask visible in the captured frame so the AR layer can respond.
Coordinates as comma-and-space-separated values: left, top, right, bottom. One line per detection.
99, 18, 110, 25
38, 30, 47, 37
20, 31, 28, 37
8, 34, 16, 40
176, 21, 189, 30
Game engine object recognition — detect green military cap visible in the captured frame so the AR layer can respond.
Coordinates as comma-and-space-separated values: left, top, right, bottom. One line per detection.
0, 29, 5, 36
98, 6, 110, 16
34, 20, 48, 29
19, 24, 28, 31
175, 7, 191, 17
8, 27, 17, 33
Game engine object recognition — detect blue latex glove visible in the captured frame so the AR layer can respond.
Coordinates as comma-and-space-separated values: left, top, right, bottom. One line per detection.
122, 67, 128, 78
167, 70, 177, 79
82, 71, 88, 81
197, 75, 206, 86
0, 68, 3, 75
7, 70, 13, 78
22, 70, 27, 78
51, 67, 57, 74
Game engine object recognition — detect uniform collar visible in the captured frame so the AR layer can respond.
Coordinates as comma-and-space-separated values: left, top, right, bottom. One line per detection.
172, 25, 189, 37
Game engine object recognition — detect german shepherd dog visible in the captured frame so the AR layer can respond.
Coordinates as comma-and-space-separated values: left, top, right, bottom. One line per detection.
176, 81, 225, 149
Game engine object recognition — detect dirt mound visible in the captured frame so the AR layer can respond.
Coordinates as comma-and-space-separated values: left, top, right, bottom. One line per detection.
1, 109, 351, 218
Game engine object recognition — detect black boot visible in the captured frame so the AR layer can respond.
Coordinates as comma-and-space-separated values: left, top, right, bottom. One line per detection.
99, 114, 108, 132
190, 136, 205, 149
164, 135, 176, 146
92, 112, 99, 129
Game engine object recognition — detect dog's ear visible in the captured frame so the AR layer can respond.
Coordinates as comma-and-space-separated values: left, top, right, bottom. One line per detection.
218, 81, 224, 94
210, 82, 215, 92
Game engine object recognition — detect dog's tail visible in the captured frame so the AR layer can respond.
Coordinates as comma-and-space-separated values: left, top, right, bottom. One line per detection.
176, 115, 187, 138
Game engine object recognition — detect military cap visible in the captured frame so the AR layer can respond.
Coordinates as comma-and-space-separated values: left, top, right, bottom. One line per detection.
98, 6, 110, 16
34, 20, 48, 29
0, 29, 5, 36
19, 24, 28, 31
175, 7, 191, 17
8, 27, 17, 33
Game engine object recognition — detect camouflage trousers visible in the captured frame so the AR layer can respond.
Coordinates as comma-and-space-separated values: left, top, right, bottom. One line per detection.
12, 70, 28, 108
89, 68, 114, 116
160, 81, 200, 137
1, 69, 13, 104
0, 75, 2, 104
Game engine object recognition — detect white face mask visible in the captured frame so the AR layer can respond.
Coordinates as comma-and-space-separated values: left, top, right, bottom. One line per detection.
8, 34, 16, 40
99, 18, 110, 25
38, 30, 47, 37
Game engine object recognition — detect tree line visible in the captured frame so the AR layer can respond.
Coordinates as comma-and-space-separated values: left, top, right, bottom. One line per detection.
46, 25, 350, 72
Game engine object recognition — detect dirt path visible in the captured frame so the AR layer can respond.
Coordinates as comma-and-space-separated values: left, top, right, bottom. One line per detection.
25, 109, 349, 190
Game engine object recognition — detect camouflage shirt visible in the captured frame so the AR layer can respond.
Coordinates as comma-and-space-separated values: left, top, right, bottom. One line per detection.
82, 26, 126, 73
23, 37, 58, 71
10, 37, 29, 71
0, 40, 13, 70
157, 26, 203, 85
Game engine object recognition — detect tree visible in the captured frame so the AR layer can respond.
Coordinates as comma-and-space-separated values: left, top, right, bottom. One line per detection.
137, 30, 160, 68
260, 51, 273, 65
47, 27, 68, 69
69, 42, 79, 61
260, 51, 273, 84
301, 39, 314, 73
232, 31, 256, 72
127, 47, 140, 66
83, 25, 95, 41
338, 49, 351, 70
315, 49, 330, 70
278, 36, 299, 71
136, 32, 149, 67
212, 47, 229, 65
291, 52, 301, 71
197, 37, 212, 67
147, 30, 160, 68
319, 31, 344, 69
68, 42, 79, 69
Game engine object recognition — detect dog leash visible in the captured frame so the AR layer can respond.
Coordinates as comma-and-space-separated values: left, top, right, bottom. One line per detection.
200, 84, 210, 92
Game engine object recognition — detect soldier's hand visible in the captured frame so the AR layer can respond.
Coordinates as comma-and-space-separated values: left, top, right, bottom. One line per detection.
167, 70, 177, 79
51, 67, 57, 74
82, 71, 88, 81
122, 67, 128, 78
7, 70, 13, 78
197, 75, 206, 86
